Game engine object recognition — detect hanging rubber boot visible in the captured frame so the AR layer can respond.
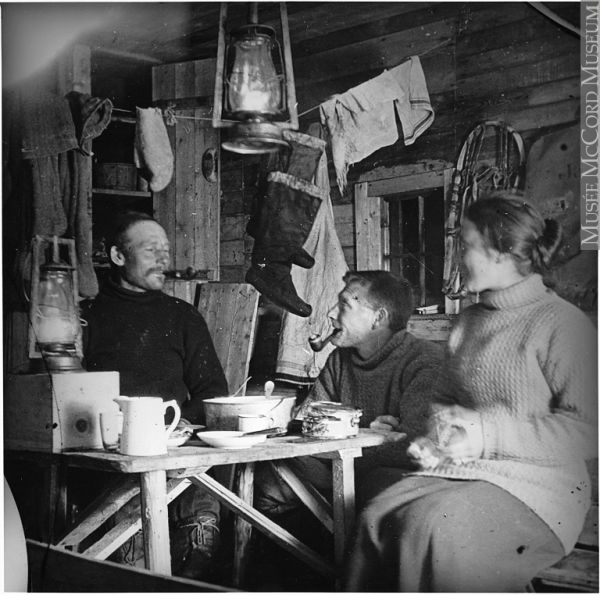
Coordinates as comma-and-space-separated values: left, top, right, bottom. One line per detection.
246, 172, 326, 317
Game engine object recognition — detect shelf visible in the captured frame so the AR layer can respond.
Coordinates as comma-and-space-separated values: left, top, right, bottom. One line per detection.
92, 188, 151, 198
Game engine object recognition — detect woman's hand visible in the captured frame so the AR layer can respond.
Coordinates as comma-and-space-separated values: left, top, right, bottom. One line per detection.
431, 405, 484, 462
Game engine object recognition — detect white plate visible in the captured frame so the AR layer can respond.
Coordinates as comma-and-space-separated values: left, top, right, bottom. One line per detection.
197, 430, 267, 450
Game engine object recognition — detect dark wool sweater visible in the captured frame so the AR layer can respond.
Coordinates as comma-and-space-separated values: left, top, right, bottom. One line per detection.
309, 330, 444, 469
81, 279, 228, 424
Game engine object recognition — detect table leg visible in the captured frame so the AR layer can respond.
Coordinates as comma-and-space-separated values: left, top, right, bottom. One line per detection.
331, 452, 356, 570
139, 470, 171, 574
42, 460, 68, 543
233, 462, 255, 588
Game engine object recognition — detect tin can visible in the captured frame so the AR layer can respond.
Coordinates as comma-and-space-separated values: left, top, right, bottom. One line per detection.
301, 401, 362, 439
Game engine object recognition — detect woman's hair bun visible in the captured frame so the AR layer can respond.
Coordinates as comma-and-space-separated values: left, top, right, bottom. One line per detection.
536, 218, 562, 268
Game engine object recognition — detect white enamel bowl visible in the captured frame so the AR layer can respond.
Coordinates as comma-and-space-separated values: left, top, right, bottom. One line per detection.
203, 395, 296, 431
197, 430, 268, 450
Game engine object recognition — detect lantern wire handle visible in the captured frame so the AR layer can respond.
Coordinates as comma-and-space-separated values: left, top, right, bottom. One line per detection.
248, 3, 258, 25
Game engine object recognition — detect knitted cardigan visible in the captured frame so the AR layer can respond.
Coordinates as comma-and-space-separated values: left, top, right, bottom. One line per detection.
308, 330, 443, 468
414, 274, 598, 552
81, 279, 228, 424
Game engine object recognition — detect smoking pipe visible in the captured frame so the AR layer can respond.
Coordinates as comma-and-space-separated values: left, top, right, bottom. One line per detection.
308, 329, 338, 352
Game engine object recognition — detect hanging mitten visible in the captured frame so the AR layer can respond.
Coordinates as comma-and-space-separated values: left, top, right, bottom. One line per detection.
134, 107, 174, 192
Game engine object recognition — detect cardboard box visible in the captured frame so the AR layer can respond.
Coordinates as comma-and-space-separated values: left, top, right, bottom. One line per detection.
4, 371, 119, 452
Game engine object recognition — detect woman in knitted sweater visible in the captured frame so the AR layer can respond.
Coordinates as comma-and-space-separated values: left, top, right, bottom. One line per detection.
345, 196, 597, 592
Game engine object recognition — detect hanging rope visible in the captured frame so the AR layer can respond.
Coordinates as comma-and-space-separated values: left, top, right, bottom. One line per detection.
112, 37, 456, 126
442, 121, 526, 299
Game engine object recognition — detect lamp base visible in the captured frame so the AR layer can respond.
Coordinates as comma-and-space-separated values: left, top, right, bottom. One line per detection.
38, 343, 83, 372
222, 121, 290, 155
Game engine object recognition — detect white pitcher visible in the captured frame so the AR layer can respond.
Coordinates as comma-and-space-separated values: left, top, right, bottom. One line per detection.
114, 396, 180, 456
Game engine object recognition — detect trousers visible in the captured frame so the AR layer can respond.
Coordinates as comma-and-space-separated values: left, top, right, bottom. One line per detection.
254, 457, 406, 516
113, 483, 219, 572
345, 474, 565, 592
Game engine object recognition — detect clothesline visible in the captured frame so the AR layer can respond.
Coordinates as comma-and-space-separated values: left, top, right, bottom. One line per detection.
112, 37, 452, 126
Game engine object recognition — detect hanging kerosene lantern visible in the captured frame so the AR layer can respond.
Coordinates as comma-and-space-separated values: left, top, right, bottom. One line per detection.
212, 2, 299, 154
29, 236, 82, 371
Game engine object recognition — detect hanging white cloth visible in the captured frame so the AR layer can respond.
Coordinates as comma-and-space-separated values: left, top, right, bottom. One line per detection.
320, 56, 434, 193
275, 124, 348, 384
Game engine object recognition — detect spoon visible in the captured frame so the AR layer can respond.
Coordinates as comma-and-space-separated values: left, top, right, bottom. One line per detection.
231, 376, 252, 397
264, 380, 275, 398
242, 426, 286, 437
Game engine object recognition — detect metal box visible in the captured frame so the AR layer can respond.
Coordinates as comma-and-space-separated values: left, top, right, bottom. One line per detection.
4, 371, 119, 452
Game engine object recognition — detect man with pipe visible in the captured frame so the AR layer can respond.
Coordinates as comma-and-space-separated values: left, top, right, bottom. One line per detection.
256, 270, 444, 514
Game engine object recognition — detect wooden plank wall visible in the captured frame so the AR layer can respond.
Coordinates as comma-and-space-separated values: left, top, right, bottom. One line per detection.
218, 2, 581, 285
152, 59, 220, 279
219, 155, 256, 283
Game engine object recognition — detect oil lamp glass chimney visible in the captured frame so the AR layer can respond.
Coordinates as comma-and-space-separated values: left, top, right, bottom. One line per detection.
227, 25, 282, 117
33, 260, 82, 371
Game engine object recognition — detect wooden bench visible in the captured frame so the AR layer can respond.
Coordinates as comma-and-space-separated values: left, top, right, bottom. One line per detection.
27, 538, 235, 592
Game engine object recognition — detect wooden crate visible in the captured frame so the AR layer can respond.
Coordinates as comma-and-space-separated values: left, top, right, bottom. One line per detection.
4, 371, 119, 452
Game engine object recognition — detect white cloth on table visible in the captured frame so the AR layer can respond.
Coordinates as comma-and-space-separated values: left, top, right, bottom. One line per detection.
320, 56, 434, 193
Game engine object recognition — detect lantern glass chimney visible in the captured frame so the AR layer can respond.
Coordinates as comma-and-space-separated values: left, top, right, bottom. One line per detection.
226, 25, 283, 118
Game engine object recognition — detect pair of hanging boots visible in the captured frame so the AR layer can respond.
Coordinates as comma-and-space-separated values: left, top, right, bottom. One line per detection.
246, 131, 326, 317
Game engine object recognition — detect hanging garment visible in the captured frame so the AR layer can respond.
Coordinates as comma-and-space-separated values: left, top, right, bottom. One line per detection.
20, 91, 78, 160
246, 172, 325, 317
64, 92, 113, 297
275, 123, 348, 384
320, 56, 434, 193
134, 107, 174, 192
65, 91, 113, 156
10, 91, 112, 299
246, 130, 327, 318
20, 92, 78, 236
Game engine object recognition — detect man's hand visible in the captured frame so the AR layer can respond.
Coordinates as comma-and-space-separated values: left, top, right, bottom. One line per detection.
369, 415, 405, 442
370, 414, 401, 432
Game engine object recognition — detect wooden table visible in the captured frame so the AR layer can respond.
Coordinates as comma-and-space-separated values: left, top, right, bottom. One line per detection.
56, 429, 387, 587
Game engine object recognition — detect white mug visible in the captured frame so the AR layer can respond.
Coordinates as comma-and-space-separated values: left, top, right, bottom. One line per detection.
238, 414, 273, 433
